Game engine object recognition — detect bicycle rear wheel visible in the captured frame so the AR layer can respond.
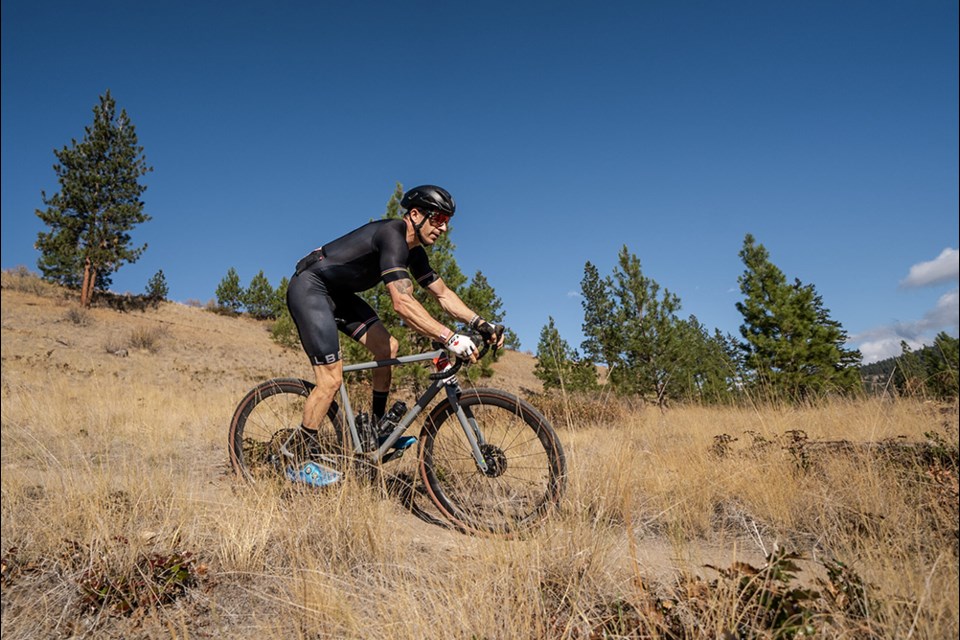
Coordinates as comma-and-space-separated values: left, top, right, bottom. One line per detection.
419, 388, 566, 535
229, 378, 347, 482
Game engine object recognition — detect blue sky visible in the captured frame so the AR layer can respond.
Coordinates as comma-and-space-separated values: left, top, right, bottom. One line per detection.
3, 1, 957, 363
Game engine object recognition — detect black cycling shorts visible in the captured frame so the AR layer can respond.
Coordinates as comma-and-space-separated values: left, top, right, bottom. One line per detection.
286, 268, 379, 366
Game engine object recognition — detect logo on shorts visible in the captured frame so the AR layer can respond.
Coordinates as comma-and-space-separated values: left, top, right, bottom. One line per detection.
310, 351, 341, 366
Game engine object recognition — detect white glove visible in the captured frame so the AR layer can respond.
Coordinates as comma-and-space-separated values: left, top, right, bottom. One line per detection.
446, 333, 478, 360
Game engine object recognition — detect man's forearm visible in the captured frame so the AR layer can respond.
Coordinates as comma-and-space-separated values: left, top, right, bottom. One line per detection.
435, 290, 477, 325
388, 279, 450, 341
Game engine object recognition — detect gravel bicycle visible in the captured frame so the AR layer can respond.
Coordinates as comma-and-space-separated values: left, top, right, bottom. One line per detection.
228, 341, 566, 535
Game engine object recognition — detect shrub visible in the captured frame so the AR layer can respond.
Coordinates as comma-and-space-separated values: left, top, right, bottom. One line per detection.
649, 549, 881, 639
1, 266, 62, 297
524, 388, 634, 428
75, 540, 204, 618
270, 312, 301, 349
64, 306, 92, 326
127, 325, 167, 352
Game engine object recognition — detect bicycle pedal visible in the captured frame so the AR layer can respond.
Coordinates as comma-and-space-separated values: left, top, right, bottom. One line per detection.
381, 449, 405, 464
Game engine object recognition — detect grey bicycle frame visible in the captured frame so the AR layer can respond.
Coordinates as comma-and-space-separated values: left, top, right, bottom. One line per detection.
339, 350, 490, 472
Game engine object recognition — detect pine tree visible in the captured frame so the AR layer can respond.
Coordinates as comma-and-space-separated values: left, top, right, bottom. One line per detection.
35, 90, 153, 306
269, 276, 301, 349
462, 271, 519, 348
925, 332, 959, 399
244, 270, 275, 320
610, 246, 683, 404
535, 317, 597, 392
145, 269, 169, 301
580, 261, 621, 372
669, 316, 739, 404
272, 276, 290, 318
579, 247, 737, 407
736, 234, 862, 400
215, 267, 244, 314
894, 333, 959, 399
384, 181, 404, 219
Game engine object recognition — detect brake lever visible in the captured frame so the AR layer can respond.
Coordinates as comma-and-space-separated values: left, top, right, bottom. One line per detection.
427, 333, 490, 380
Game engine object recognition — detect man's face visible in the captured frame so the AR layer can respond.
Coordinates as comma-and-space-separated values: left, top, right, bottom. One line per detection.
416, 209, 449, 245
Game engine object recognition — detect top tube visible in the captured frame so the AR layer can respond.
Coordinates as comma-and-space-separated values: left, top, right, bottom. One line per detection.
342, 349, 444, 373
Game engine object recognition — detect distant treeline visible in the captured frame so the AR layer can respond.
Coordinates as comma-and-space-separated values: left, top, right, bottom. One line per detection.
860, 334, 959, 400
534, 237, 958, 406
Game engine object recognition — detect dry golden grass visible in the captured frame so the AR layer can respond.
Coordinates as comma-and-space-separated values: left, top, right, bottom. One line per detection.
2, 274, 957, 639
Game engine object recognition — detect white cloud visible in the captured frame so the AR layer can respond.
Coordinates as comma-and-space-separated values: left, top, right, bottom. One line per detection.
901, 248, 959, 288
924, 289, 960, 328
856, 335, 926, 364
851, 287, 960, 363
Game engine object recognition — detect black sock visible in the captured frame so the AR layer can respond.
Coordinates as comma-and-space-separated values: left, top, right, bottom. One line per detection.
372, 390, 389, 423
301, 424, 318, 436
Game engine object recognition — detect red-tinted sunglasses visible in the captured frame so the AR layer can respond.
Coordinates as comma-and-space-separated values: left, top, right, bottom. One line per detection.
426, 211, 451, 226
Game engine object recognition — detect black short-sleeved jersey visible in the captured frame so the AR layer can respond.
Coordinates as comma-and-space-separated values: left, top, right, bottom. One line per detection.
311, 219, 438, 292
285, 218, 439, 365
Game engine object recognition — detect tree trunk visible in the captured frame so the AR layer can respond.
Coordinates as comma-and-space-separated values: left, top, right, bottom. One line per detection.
80, 258, 96, 307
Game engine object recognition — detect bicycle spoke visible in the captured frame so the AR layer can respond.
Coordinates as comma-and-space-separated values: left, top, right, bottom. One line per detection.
229, 379, 347, 482
421, 389, 565, 535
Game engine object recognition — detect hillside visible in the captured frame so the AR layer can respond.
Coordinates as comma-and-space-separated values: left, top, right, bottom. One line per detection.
2, 274, 957, 639
0, 282, 543, 398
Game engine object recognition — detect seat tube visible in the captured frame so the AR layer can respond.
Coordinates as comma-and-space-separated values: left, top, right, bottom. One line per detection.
339, 383, 361, 453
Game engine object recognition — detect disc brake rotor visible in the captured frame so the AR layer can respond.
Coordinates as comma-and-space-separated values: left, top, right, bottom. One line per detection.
479, 443, 507, 477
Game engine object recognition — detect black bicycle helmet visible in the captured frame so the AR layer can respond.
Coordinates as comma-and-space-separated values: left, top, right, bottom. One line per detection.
401, 185, 456, 216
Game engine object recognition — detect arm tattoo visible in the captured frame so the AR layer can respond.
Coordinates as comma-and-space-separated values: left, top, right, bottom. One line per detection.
394, 278, 414, 296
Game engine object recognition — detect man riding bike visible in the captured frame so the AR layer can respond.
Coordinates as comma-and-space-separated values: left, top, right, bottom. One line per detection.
285, 184, 505, 486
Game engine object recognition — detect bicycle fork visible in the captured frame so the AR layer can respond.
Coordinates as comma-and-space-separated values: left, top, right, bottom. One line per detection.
443, 383, 491, 475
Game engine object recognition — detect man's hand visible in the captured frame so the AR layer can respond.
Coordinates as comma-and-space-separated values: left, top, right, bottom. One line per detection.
446, 333, 479, 362
471, 317, 506, 350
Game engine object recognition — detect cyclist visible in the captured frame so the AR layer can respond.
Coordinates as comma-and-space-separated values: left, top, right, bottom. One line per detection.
285, 184, 505, 485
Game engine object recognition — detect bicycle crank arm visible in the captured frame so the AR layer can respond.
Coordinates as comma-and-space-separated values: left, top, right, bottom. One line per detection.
380, 448, 406, 464
278, 432, 298, 460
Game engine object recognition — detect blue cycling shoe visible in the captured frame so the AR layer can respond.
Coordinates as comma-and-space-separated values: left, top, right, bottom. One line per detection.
286, 461, 341, 487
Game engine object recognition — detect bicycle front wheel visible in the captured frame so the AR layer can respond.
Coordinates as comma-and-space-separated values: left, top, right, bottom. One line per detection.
229, 378, 347, 482
419, 388, 566, 535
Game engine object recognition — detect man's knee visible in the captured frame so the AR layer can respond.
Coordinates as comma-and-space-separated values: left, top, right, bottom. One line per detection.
365, 328, 398, 360
312, 363, 343, 395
